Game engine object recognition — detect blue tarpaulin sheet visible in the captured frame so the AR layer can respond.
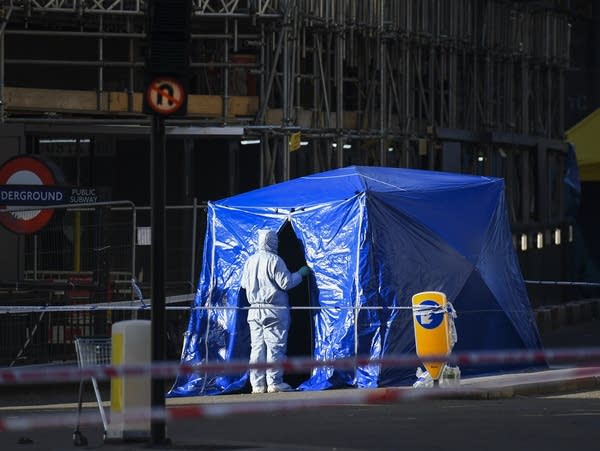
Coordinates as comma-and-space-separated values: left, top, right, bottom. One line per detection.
168, 166, 543, 396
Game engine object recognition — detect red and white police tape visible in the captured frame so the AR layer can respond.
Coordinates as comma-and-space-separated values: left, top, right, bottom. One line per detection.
2, 348, 600, 385
2, 365, 600, 433
0, 303, 452, 313
0, 387, 445, 432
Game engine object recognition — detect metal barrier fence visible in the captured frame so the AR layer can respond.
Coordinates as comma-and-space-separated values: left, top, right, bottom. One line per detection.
0, 303, 192, 367
0, 200, 207, 367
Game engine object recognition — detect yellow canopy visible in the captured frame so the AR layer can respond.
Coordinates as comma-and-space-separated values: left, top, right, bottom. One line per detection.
566, 108, 600, 182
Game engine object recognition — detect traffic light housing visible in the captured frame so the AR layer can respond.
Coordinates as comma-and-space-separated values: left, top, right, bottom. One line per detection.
143, 0, 192, 116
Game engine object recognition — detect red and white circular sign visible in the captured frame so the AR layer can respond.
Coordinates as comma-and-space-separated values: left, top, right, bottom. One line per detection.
146, 77, 186, 115
0, 156, 59, 234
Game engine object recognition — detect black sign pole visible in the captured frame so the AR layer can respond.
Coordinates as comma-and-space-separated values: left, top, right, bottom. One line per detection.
150, 113, 169, 445
145, 2, 190, 444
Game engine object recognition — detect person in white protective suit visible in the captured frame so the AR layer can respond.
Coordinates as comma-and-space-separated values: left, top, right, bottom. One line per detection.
241, 229, 311, 394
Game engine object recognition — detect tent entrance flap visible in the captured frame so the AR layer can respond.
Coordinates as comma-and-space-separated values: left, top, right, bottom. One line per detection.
278, 221, 312, 387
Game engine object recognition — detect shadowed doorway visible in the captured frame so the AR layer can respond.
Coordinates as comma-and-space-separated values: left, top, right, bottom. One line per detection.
277, 221, 312, 388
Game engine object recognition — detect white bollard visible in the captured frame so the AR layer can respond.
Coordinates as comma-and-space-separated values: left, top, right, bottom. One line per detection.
105, 319, 151, 442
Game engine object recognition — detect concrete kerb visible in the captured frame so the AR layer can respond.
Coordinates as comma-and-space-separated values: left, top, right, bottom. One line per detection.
449, 368, 600, 400
484, 376, 600, 399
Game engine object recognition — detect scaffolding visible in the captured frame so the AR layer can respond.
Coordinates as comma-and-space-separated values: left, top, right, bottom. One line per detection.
0, 0, 572, 226
0, 1, 584, 367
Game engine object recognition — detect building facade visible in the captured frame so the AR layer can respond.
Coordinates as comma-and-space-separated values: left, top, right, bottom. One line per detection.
0, 0, 593, 364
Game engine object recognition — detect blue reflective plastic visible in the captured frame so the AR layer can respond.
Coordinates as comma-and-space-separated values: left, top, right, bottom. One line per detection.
168, 166, 544, 396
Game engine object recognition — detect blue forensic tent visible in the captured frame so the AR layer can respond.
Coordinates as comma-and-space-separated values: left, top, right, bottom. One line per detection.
169, 166, 543, 396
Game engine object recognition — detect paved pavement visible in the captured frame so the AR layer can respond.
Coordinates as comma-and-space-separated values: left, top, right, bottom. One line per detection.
1, 307, 600, 450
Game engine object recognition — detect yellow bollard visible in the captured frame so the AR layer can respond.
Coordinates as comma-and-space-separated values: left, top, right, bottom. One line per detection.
411, 291, 451, 383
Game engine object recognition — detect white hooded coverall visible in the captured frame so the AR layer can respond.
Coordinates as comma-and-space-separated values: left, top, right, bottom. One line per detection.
240, 229, 303, 391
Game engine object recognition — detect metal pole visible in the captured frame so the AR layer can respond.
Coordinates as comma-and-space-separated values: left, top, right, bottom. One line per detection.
127, 17, 135, 112
282, 4, 290, 181
256, 27, 284, 123
132, 206, 137, 284
150, 114, 168, 445
379, 2, 387, 167
131, 204, 138, 320
97, 15, 104, 111
259, 24, 266, 187
190, 197, 198, 292
335, 1, 344, 168
223, 19, 230, 119
0, 32, 3, 124
0, 8, 9, 123
33, 235, 38, 279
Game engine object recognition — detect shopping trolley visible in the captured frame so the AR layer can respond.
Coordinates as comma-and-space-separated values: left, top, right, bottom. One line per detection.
72, 336, 111, 446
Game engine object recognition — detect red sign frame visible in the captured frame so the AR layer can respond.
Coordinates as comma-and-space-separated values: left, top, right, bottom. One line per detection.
0, 156, 58, 234
145, 77, 186, 115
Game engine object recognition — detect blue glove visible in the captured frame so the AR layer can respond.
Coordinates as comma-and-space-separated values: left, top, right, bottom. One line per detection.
299, 266, 311, 277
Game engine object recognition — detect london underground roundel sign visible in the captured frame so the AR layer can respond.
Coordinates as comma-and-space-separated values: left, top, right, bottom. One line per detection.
0, 156, 62, 234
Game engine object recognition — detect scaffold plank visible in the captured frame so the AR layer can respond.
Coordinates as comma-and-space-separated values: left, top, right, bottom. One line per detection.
4, 87, 258, 118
